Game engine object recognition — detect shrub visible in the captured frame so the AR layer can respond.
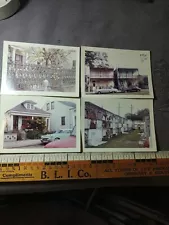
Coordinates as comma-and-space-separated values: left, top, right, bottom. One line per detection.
26, 130, 42, 140
17, 130, 26, 140
17, 131, 22, 140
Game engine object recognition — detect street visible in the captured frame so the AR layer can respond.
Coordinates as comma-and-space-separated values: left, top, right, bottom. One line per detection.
119, 89, 149, 95
86, 89, 149, 95
4, 139, 43, 149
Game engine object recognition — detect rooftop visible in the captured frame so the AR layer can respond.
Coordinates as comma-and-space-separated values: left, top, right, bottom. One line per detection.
6, 101, 50, 116
59, 101, 76, 108
85, 101, 124, 119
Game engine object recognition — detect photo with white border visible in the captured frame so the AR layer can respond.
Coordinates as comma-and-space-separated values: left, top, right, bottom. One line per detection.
0, 95, 80, 153
81, 97, 156, 152
81, 46, 154, 98
1, 41, 80, 97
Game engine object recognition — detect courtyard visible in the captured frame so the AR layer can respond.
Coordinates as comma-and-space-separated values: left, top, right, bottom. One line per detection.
92, 130, 142, 148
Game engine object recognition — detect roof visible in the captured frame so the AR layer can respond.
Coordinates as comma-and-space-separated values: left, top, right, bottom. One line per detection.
6, 101, 50, 116
90, 67, 139, 73
118, 68, 138, 73
85, 101, 124, 119
90, 67, 113, 71
22, 100, 37, 105
59, 101, 76, 108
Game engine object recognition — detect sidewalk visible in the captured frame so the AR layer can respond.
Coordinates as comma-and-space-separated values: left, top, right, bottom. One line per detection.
4, 139, 41, 148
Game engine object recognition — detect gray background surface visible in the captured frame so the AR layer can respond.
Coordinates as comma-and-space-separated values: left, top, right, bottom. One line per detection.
0, 0, 168, 150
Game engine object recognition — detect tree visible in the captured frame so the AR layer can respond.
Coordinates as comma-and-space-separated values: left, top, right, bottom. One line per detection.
125, 108, 149, 121
137, 75, 144, 88
85, 51, 97, 68
85, 50, 109, 68
27, 117, 47, 131
26, 47, 73, 67
143, 76, 148, 86
138, 80, 144, 88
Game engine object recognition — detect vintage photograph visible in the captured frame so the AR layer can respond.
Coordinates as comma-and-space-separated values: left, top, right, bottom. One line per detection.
81, 97, 156, 152
1, 41, 79, 97
81, 46, 153, 98
0, 95, 80, 153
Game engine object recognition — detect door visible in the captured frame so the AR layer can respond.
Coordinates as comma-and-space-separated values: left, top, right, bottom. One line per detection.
13, 115, 19, 130
114, 69, 119, 89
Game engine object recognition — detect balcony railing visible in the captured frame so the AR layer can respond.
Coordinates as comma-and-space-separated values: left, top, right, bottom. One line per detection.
118, 74, 134, 78
90, 72, 114, 79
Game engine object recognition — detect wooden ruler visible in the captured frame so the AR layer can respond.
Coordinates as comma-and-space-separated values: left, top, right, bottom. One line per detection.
0, 152, 169, 182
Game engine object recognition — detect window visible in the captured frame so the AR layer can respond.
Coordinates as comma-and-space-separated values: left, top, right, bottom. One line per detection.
15, 54, 23, 64
31, 104, 34, 110
47, 103, 50, 111
27, 103, 30, 109
51, 101, 54, 110
61, 116, 65, 126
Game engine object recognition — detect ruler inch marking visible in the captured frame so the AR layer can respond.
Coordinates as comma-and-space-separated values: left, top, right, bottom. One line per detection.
0, 152, 169, 181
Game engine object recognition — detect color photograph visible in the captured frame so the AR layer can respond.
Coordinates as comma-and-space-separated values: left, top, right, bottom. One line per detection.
0, 95, 80, 153
1, 41, 80, 97
81, 97, 156, 152
81, 46, 153, 98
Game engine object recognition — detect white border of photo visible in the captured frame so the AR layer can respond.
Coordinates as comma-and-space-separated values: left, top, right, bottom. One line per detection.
81, 46, 154, 99
0, 95, 81, 153
81, 96, 157, 152
1, 41, 80, 97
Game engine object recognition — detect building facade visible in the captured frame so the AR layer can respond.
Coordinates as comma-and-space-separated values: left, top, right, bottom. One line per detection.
144, 116, 150, 139
85, 67, 114, 92
5, 100, 50, 132
85, 65, 140, 92
7, 45, 76, 92
43, 101, 76, 132
117, 68, 139, 89
85, 102, 133, 147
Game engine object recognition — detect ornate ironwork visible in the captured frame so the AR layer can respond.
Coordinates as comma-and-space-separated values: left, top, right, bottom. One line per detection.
7, 62, 76, 92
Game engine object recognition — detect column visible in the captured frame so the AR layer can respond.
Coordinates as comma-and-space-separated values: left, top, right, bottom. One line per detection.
46, 118, 50, 131
18, 116, 22, 130
12, 48, 16, 62
9, 115, 13, 131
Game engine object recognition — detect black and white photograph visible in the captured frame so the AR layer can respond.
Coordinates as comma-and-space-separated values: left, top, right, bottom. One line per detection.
1, 41, 79, 97
0, 95, 80, 153
81, 97, 156, 152
81, 46, 153, 98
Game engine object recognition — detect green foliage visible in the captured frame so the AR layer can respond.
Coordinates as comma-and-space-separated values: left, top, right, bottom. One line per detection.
137, 75, 149, 88
85, 50, 109, 68
17, 130, 22, 140
125, 109, 150, 121
85, 51, 97, 67
26, 130, 41, 140
143, 76, 148, 86
17, 130, 26, 141
27, 117, 46, 132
